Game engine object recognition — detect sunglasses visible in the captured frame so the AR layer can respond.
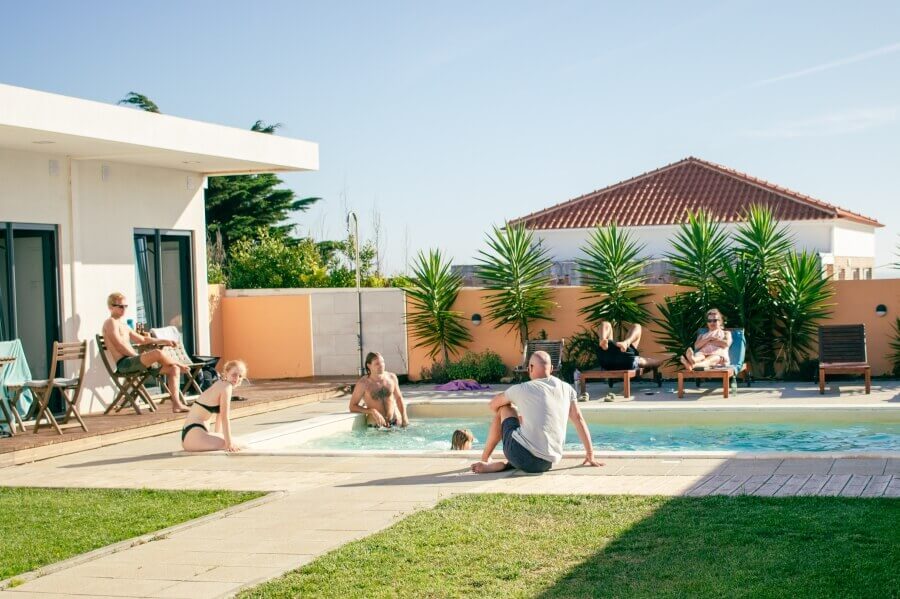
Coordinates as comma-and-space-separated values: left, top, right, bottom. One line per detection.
707, 317, 719, 322
112, 304, 129, 309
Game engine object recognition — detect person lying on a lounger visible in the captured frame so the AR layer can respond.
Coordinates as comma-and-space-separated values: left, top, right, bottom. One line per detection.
349, 352, 409, 428
594, 320, 663, 372
680, 308, 732, 371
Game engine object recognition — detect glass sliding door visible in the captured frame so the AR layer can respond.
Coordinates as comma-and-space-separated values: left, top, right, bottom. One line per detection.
0, 223, 61, 380
133, 230, 195, 354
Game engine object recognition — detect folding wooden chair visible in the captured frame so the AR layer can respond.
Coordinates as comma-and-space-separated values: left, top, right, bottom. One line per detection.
818, 324, 870, 394
25, 341, 89, 435
96, 334, 166, 414
513, 339, 565, 380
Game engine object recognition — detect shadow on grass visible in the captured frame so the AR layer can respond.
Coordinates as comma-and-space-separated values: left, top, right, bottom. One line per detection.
534, 496, 899, 598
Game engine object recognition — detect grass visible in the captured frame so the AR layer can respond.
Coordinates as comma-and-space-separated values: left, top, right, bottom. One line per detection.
0, 487, 263, 580
240, 494, 899, 598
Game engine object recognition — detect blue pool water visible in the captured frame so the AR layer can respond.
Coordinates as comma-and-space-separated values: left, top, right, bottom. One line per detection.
289, 418, 900, 452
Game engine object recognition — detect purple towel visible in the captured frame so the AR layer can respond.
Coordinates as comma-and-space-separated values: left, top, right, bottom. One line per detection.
434, 379, 490, 391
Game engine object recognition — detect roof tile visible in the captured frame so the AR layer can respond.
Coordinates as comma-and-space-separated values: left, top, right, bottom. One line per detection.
510, 157, 882, 229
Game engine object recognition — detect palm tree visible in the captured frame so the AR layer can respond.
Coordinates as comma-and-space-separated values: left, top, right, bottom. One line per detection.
117, 92, 160, 113
576, 223, 650, 338
665, 209, 730, 310
774, 251, 834, 374
723, 205, 793, 375
251, 120, 284, 134
475, 224, 556, 350
405, 250, 472, 365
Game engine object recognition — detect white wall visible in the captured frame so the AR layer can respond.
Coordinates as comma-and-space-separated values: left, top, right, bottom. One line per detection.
832, 222, 876, 257
0, 146, 209, 412
533, 219, 860, 261
309, 289, 408, 376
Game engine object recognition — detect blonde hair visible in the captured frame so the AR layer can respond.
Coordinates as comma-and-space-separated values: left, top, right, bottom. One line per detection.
451, 429, 474, 450
107, 292, 125, 307
222, 360, 248, 376
706, 308, 724, 324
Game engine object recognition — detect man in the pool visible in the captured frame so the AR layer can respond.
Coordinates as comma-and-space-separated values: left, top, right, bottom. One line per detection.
471, 351, 601, 474
348, 352, 409, 428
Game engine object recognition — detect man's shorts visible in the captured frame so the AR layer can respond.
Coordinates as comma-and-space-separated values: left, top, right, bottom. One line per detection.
595, 344, 640, 370
501, 417, 552, 473
116, 355, 146, 375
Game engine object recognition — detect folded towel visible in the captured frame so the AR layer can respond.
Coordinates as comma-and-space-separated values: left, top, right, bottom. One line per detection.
434, 379, 490, 391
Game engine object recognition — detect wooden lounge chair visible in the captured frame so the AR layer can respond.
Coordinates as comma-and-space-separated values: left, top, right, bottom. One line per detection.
514, 339, 565, 380
19, 341, 89, 435
818, 324, 870, 395
150, 326, 207, 400
579, 363, 662, 400
677, 328, 750, 399
96, 334, 168, 414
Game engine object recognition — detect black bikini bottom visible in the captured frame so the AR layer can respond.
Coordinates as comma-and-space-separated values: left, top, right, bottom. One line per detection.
181, 422, 208, 442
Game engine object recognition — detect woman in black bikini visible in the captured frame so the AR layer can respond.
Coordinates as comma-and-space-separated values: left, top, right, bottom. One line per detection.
181, 360, 246, 452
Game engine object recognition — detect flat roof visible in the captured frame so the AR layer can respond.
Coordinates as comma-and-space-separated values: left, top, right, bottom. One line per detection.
0, 83, 318, 175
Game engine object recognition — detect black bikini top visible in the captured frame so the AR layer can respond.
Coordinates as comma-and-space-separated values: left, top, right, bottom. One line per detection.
195, 401, 221, 414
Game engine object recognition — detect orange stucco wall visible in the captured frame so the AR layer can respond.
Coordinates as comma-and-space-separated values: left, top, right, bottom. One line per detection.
208, 284, 225, 359
407, 280, 900, 379
217, 294, 314, 379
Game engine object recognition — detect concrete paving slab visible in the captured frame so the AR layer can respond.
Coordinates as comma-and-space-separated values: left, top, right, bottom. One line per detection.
829, 459, 887, 475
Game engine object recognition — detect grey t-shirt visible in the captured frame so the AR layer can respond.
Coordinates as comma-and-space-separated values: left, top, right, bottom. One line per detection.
506, 375, 576, 464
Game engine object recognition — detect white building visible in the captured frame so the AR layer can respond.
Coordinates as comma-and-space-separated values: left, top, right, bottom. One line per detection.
509, 157, 883, 283
0, 83, 317, 412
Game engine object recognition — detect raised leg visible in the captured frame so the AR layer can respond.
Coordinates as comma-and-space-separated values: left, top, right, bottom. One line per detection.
623, 323, 643, 349
481, 411, 503, 461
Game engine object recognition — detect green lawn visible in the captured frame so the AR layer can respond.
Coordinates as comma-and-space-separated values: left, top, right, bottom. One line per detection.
241, 494, 899, 599
0, 487, 263, 581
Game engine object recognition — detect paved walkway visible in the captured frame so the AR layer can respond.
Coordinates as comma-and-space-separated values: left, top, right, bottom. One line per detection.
1, 382, 898, 598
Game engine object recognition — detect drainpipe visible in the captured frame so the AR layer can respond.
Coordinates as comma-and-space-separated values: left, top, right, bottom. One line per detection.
347, 211, 363, 376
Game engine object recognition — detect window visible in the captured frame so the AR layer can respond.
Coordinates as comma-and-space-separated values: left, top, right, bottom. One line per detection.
865, 268, 873, 280
133, 230, 195, 354
852, 268, 860, 280
838, 269, 846, 280
0, 223, 60, 380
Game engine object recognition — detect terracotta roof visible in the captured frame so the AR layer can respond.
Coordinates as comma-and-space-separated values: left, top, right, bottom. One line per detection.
510, 157, 882, 229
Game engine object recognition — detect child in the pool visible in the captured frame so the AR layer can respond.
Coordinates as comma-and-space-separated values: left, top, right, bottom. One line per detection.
451, 429, 474, 450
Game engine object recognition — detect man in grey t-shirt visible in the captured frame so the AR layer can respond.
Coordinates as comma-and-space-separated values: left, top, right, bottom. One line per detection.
471, 351, 601, 474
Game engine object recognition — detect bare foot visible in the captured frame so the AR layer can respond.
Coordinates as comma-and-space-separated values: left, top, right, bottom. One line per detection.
172, 404, 189, 413
685, 348, 695, 365
680, 356, 694, 371
599, 339, 609, 350
615, 341, 628, 353
471, 461, 509, 474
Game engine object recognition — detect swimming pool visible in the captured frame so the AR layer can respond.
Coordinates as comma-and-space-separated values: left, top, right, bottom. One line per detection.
242, 402, 900, 456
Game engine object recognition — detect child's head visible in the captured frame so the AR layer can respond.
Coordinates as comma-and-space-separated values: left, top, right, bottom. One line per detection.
222, 360, 248, 386
451, 429, 474, 450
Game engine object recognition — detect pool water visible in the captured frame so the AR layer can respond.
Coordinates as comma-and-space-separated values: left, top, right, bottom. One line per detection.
286, 417, 900, 453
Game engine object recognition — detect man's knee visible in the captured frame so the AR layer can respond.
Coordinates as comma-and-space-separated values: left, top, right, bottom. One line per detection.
497, 405, 518, 422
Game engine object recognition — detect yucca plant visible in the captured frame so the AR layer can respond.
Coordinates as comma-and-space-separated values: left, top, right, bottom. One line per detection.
475, 224, 556, 350
774, 251, 834, 374
576, 224, 651, 338
890, 317, 900, 377
405, 249, 472, 365
665, 210, 730, 309
653, 291, 704, 366
729, 205, 793, 375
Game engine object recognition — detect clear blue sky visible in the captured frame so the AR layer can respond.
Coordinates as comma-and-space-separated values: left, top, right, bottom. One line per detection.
3, 1, 898, 275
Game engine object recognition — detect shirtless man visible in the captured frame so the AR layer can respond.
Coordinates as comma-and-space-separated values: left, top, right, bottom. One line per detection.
348, 352, 409, 428
101, 291, 191, 413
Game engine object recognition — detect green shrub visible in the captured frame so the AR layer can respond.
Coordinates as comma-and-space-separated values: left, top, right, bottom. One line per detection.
421, 350, 507, 383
